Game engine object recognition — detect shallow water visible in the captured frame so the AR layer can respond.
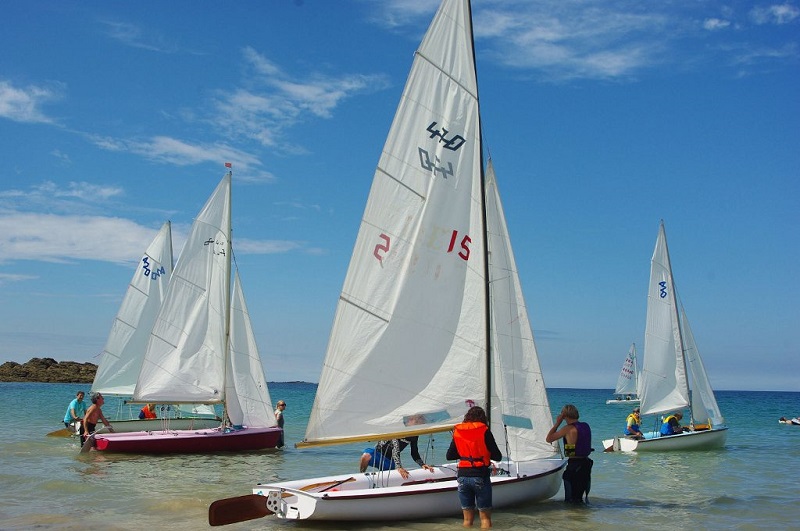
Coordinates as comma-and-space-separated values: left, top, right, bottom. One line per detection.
1, 382, 798, 530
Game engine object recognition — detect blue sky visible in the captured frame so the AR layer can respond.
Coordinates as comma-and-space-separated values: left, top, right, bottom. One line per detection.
1, 1, 797, 392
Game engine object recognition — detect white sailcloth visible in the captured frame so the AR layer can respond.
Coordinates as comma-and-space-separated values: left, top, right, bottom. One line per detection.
485, 160, 558, 461
92, 221, 173, 396
304, 0, 484, 444
225, 270, 276, 428
134, 173, 231, 404
680, 305, 724, 426
613, 343, 639, 397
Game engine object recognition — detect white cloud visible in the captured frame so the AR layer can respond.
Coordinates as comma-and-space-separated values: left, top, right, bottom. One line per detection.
704, 18, 731, 30
750, 3, 800, 25
0, 80, 61, 124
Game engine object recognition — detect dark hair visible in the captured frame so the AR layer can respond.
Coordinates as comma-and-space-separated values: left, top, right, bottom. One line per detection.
463, 405, 488, 424
90, 392, 103, 404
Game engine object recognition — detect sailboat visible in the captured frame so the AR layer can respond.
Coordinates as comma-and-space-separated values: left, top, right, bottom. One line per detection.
88, 221, 221, 434
602, 221, 728, 452
91, 172, 282, 453
605, 343, 641, 404
208, 0, 565, 524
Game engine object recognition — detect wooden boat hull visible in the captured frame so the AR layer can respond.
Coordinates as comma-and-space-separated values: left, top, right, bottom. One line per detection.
251, 459, 566, 521
602, 427, 728, 452
93, 426, 282, 453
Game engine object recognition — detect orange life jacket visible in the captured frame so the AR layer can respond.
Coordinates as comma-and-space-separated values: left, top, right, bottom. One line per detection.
140, 406, 157, 419
453, 421, 491, 468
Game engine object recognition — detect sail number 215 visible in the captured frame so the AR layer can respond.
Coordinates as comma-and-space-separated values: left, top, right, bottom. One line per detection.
373, 230, 471, 264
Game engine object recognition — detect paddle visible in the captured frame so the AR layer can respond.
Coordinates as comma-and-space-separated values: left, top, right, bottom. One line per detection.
208, 477, 357, 526
208, 494, 272, 526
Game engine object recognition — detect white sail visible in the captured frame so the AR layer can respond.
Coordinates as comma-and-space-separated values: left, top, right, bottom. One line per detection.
225, 270, 277, 428
92, 221, 173, 396
134, 173, 232, 404
484, 160, 559, 461
638, 221, 691, 416
613, 343, 639, 397
680, 305, 724, 427
304, 0, 485, 444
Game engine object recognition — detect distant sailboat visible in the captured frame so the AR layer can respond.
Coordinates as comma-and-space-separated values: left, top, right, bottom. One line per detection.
603, 221, 727, 452
90, 221, 220, 433
209, 0, 564, 525
92, 172, 282, 453
605, 343, 640, 405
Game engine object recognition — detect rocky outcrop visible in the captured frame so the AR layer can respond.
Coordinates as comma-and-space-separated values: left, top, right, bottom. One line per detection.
0, 357, 97, 383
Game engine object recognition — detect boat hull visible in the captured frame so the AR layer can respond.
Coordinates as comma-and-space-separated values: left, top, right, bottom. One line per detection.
602, 427, 728, 452
93, 426, 282, 453
605, 398, 640, 405
99, 417, 222, 433
251, 459, 566, 521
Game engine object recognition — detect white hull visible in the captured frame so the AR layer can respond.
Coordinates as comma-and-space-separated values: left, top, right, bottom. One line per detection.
605, 398, 640, 405
252, 459, 565, 521
99, 417, 221, 433
602, 427, 728, 452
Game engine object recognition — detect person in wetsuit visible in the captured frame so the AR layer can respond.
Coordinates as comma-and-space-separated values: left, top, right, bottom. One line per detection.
546, 404, 594, 503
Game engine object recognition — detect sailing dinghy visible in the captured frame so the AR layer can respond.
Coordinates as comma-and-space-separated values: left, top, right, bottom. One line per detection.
209, 0, 565, 524
88, 221, 221, 435
605, 343, 641, 404
92, 172, 282, 453
603, 221, 728, 452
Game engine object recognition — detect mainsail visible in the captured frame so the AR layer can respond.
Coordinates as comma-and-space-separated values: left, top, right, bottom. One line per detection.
134, 174, 232, 404
92, 221, 173, 396
613, 343, 639, 397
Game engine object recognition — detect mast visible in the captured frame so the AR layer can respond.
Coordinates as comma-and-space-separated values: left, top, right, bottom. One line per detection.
661, 220, 693, 419
223, 170, 233, 421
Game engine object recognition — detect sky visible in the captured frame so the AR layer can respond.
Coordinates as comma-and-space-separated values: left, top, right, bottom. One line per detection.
1, 0, 797, 392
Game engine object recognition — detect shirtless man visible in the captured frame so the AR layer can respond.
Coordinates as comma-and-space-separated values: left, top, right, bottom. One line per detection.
82, 392, 113, 442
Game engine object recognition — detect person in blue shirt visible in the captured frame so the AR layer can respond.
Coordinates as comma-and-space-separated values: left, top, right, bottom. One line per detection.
63, 391, 86, 431
660, 411, 686, 436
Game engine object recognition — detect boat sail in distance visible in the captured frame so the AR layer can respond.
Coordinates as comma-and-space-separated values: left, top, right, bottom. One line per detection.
605, 343, 641, 405
92, 172, 282, 453
209, 0, 565, 524
603, 221, 727, 452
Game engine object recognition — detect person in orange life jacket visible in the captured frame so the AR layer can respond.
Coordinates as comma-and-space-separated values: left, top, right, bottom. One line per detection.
546, 404, 593, 503
446, 406, 502, 529
624, 406, 643, 439
359, 415, 434, 480
138, 403, 157, 419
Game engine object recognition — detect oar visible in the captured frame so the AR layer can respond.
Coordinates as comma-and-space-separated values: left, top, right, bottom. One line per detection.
208, 494, 272, 526
46, 427, 73, 437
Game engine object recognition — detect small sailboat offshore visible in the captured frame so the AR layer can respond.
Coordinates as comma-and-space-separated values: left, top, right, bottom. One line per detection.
209, 0, 565, 524
89, 172, 282, 453
605, 343, 641, 404
88, 221, 221, 434
603, 221, 728, 452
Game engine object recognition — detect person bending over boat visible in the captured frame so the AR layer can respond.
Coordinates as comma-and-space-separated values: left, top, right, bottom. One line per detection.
624, 406, 644, 439
63, 390, 86, 431
138, 403, 157, 419
446, 406, 503, 529
660, 412, 686, 436
359, 436, 434, 479
546, 404, 594, 503
82, 392, 112, 443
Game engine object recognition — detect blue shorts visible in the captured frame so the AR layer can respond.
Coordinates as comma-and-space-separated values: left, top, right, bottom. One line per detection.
363, 447, 395, 471
457, 476, 492, 511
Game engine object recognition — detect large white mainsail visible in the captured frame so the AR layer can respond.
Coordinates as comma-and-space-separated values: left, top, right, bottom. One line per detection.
92, 221, 173, 396
638, 221, 691, 416
484, 160, 557, 462
225, 270, 276, 428
134, 173, 231, 404
304, 0, 485, 444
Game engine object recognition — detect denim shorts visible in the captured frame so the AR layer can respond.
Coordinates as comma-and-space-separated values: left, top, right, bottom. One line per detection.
457, 476, 492, 511
363, 447, 395, 471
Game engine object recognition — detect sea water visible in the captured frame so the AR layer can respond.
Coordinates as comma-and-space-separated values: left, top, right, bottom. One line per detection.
1, 382, 798, 530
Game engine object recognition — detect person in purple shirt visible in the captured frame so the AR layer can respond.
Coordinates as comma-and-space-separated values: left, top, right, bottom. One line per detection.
546, 404, 594, 503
